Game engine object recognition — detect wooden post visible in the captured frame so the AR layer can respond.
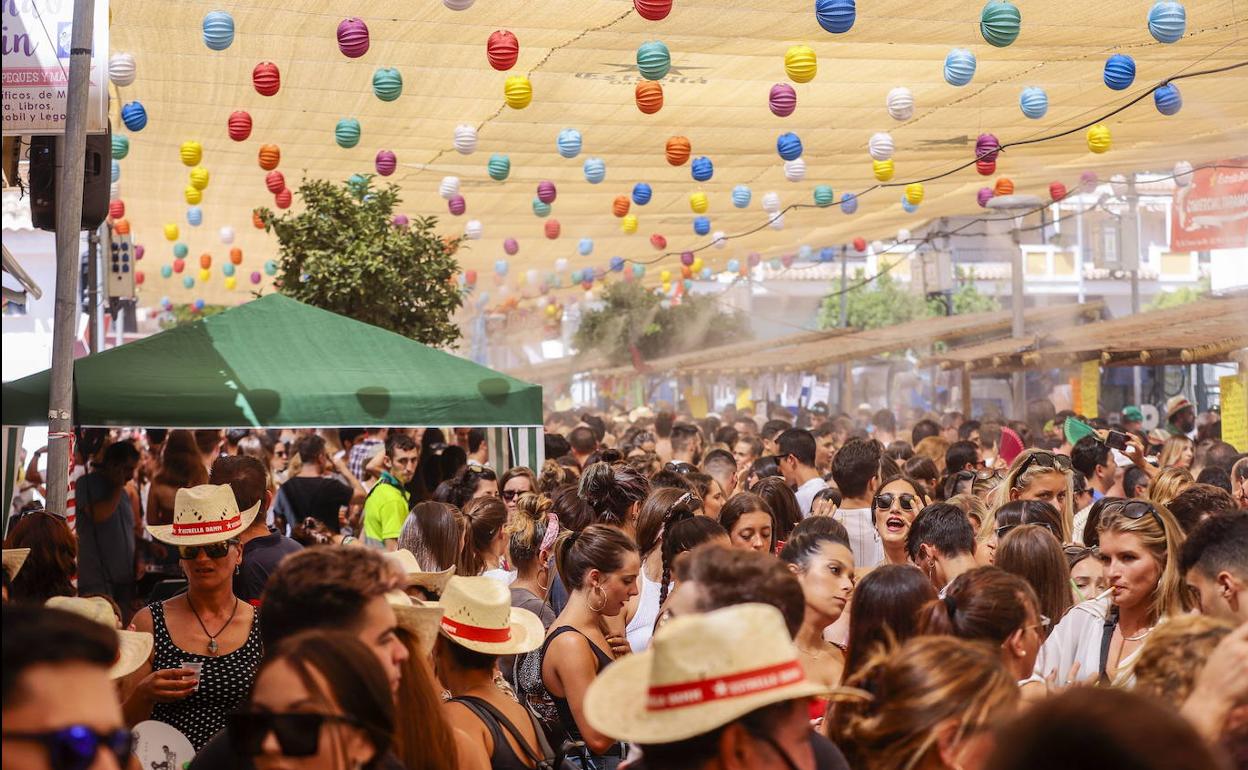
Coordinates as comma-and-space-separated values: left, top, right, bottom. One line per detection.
961, 367, 972, 418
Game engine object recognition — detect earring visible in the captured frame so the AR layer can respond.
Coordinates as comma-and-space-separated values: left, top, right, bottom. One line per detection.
586, 585, 607, 613
235, 563, 241, 575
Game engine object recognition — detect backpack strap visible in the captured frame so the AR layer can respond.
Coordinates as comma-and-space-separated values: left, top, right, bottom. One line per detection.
1098, 603, 1119, 685
451, 695, 551, 766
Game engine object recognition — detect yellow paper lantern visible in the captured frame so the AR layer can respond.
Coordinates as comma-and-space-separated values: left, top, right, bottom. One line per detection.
872, 159, 895, 182
659, 269, 672, 283
1086, 124, 1112, 154
504, 76, 532, 109
225, 276, 237, 290
163, 223, 179, 241
180, 140, 202, 167
904, 182, 924, 205
198, 268, 211, 282
689, 191, 709, 214
189, 167, 210, 190
621, 213, 638, 234
785, 45, 817, 83
185, 186, 203, 205
691, 257, 704, 272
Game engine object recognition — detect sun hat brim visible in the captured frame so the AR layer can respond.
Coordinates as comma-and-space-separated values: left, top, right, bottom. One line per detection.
439, 605, 546, 656
584, 648, 865, 745
145, 501, 261, 546
113, 629, 154, 680
3, 548, 31, 578
389, 598, 444, 656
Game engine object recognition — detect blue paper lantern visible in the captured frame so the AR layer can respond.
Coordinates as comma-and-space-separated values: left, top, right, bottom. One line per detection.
610, 256, 625, 272
691, 156, 714, 182
121, 101, 147, 131
110, 159, 121, 183
815, 0, 856, 34
776, 132, 803, 161
727, 259, 740, 273
187, 207, 202, 226
557, 128, 582, 158
1149, 1, 1186, 44
202, 10, 235, 51
840, 193, 858, 214
487, 153, 511, 181
160, 264, 173, 279
819, 247, 835, 263
1154, 83, 1182, 115
813, 184, 834, 207
494, 259, 509, 277
700, 267, 713, 280
636, 41, 671, 81
980, 1, 1021, 48
173, 242, 188, 258
944, 49, 976, 87
693, 216, 711, 235
111, 135, 129, 160
583, 157, 606, 184
193, 299, 205, 311
532, 198, 551, 217
683, 279, 693, 291
1019, 87, 1048, 119
579, 238, 594, 256
264, 259, 277, 276
182, 276, 195, 289
799, 245, 813, 261
223, 263, 236, 277
1103, 54, 1136, 91
631, 183, 653, 206
732, 185, 752, 208
633, 264, 645, 279
902, 194, 919, 213
335, 118, 362, 148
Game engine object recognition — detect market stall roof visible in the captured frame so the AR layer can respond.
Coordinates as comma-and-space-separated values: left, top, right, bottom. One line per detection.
921, 299, 1108, 369
681, 302, 1103, 375
594, 326, 853, 379
1, 294, 542, 428
505, 353, 610, 387
105, 1, 1248, 307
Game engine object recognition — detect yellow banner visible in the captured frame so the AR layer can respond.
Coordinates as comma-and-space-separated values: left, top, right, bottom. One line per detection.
736, 387, 753, 411
1079, 360, 1100, 419
1221, 374, 1248, 452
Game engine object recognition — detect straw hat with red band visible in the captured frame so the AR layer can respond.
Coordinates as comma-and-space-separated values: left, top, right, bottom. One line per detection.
584, 603, 865, 744
146, 484, 260, 546
383, 548, 456, 597
436, 575, 544, 656
1165, 395, 1194, 421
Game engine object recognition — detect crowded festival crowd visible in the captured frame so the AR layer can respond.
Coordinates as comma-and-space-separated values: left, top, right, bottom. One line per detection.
3, 395, 1248, 770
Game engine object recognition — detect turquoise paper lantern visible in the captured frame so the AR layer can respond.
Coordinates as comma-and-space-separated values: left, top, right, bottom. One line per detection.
727, 259, 740, 273
335, 117, 361, 148
840, 193, 858, 214
693, 216, 711, 235
173, 243, 188, 258
1019, 87, 1048, 119
264, 259, 277, 276
111, 135, 129, 160
557, 128, 582, 158
813, 184, 834, 207
579, 238, 594, 256
1154, 83, 1182, 115
636, 41, 671, 81
1103, 54, 1135, 90
980, 1, 1021, 48
121, 101, 147, 131
632, 183, 652, 205
110, 159, 120, 183
160, 264, 172, 278
944, 49, 976, 86
799, 244, 813, 261
583, 157, 606, 184
372, 68, 403, 101
815, 0, 856, 34
901, 194, 919, 213
633, 264, 645, 279
488, 154, 511, 181
700, 267, 712, 280
570, 269, 583, 284
187, 207, 202, 226
776, 132, 803, 161
202, 10, 235, 51
532, 198, 551, 217
691, 156, 713, 182
223, 263, 236, 277
1149, 1, 1186, 44
732, 185, 752, 208
182, 275, 195, 288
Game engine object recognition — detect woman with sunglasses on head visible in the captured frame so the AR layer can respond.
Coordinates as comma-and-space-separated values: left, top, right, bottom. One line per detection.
987, 448, 1075, 544
870, 475, 926, 571
1035, 499, 1190, 687
498, 466, 536, 514
2, 507, 77, 603
981, 499, 1064, 564
123, 485, 263, 750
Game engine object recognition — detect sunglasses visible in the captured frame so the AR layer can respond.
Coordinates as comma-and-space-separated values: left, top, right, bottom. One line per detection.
1017, 451, 1073, 475
874, 493, 917, 511
501, 488, 528, 502
228, 711, 362, 757
2, 726, 132, 770
177, 538, 240, 560
14, 507, 68, 523
1104, 499, 1166, 532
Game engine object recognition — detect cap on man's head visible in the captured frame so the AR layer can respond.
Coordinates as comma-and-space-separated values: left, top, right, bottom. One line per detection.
1122, 406, 1144, 424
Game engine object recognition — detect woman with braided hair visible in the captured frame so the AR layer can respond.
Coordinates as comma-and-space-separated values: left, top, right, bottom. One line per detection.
655, 515, 727, 614
624, 488, 703, 652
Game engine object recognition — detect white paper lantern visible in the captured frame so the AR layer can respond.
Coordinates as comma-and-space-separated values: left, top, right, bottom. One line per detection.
783, 158, 806, 182
444, 0, 475, 9
871, 240, 884, 252
1110, 174, 1129, 197
1173, 160, 1194, 187
712, 231, 727, 249
439, 176, 461, 199
762, 191, 782, 213
868, 132, 895, 161
109, 53, 137, 87
219, 226, 235, 244
109, 182, 121, 201
465, 219, 483, 239
769, 212, 785, 230
897, 228, 912, 243
886, 87, 914, 121
526, 269, 540, 286
453, 124, 478, 155
555, 257, 569, 273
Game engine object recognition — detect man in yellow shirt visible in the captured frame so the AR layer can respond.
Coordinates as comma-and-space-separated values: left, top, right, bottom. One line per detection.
362, 433, 420, 550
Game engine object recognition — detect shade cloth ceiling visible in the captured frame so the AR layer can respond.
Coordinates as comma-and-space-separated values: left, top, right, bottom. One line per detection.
0, 294, 542, 427
104, 1, 1248, 307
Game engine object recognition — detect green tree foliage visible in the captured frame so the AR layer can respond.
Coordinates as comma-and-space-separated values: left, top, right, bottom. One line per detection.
574, 282, 750, 366
818, 266, 999, 330
257, 175, 463, 347
1146, 276, 1210, 311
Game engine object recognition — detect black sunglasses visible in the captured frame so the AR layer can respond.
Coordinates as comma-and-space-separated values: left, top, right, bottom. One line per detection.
2, 726, 132, 770
177, 538, 240, 560
501, 489, 522, 501
15, 507, 67, 522
874, 493, 917, 511
228, 711, 362, 757
1017, 451, 1073, 475
1103, 499, 1166, 532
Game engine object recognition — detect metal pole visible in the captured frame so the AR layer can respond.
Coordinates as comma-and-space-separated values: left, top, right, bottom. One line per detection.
86, 227, 100, 353
44, 0, 96, 516
1127, 176, 1142, 407
1011, 226, 1026, 416
839, 245, 849, 328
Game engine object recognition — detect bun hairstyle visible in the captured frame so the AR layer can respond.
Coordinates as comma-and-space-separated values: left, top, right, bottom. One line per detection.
779, 524, 851, 570
553, 523, 638, 592
550, 483, 594, 533
507, 492, 563, 571
578, 461, 651, 527
446, 465, 498, 509
538, 458, 575, 494
658, 517, 727, 607
458, 495, 508, 576
917, 566, 1039, 646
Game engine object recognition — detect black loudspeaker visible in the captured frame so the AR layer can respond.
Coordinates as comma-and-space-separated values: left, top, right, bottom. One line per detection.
29, 129, 111, 232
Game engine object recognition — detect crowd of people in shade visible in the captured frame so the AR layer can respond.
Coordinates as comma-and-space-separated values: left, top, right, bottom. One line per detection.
3, 392, 1247, 770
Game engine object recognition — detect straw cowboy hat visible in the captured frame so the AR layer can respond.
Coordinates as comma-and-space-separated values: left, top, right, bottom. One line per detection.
1165, 395, 1195, 421
584, 603, 864, 744
147, 484, 260, 546
3, 548, 30, 579
46, 596, 153, 680
436, 576, 544, 656
384, 590, 444, 656
383, 549, 456, 596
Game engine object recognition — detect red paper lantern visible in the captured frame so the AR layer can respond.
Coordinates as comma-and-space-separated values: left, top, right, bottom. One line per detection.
650, 233, 667, 250
135, 270, 145, 285
612, 195, 630, 218
227, 110, 252, 141
635, 0, 673, 21
252, 209, 265, 229
486, 30, 519, 71
464, 270, 477, 286
544, 219, 561, 239
199, 253, 213, 269
635, 81, 663, 114
665, 136, 691, 166
258, 144, 280, 170
229, 247, 243, 265
275, 188, 292, 209
852, 236, 867, 252
173, 258, 186, 273
994, 177, 1015, 196
1049, 181, 1067, 201
252, 61, 280, 96
265, 170, 285, 194
109, 200, 125, 219
976, 158, 996, 176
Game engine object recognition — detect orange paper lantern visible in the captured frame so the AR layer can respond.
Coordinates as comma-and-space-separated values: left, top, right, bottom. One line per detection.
199, 253, 213, 269
258, 144, 280, 170
666, 136, 691, 166
113, 218, 130, 235
229, 247, 243, 264
612, 195, 631, 218
635, 81, 663, 114
253, 209, 265, 228
994, 177, 1015, 196
544, 219, 561, 239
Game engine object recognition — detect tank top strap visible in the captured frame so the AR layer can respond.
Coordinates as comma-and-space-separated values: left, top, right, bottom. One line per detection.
147, 600, 178, 670
541, 625, 611, 671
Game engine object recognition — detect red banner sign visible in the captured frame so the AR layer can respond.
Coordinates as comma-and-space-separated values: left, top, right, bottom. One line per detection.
1170, 160, 1248, 252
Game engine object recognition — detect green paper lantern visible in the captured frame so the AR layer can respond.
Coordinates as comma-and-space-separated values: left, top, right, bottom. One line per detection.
980, 1, 1021, 47
335, 118, 361, 148
372, 68, 403, 102
636, 41, 671, 81
111, 135, 129, 160
488, 153, 511, 181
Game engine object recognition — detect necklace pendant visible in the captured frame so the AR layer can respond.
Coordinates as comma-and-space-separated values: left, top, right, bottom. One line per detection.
208, 639, 219, 655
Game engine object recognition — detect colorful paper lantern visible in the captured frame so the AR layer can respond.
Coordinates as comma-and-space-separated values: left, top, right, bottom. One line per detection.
183, 276, 195, 289
275, 188, 292, 208
187, 206, 203, 226
532, 198, 551, 217
901, 195, 918, 213
184, 186, 202, 205
444, 0, 475, 10
762, 191, 781, 212
897, 228, 912, 244
1103, 54, 1135, 90
465, 220, 483, 240
583, 157, 606, 184
666, 136, 691, 166
109, 52, 136, 86
1149, 1, 1186, 44
944, 48, 976, 86
161, 264, 173, 279
172, 249, 186, 266
448, 194, 466, 216
728, 259, 741, 273
651, 234, 668, 250
840, 193, 858, 214
1080, 171, 1099, 191
976, 157, 997, 176
372, 149, 396, 176
202, 10, 234, 51
264, 170, 285, 194
994, 177, 1014, 196
227, 110, 252, 141
813, 185, 834, 207
635, 0, 673, 21
904, 183, 924, 205
769, 83, 797, 117
1154, 83, 1182, 115
691, 156, 713, 182
110, 159, 121, 183
487, 154, 510, 181
454, 124, 478, 154
776, 132, 803, 161
1049, 181, 1067, 201
111, 135, 129, 160
660, 269, 672, 283
784, 158, 806, 182
252, 61, 280, 96
121, 101, 148, 131
348, 174, 368, 196
816, 0, 857, 33
580, 238, 595, 256
680, 251, 695, 267
980, 1, 1021, 47
544, 219, 561, 239
886, 87, 914, 121
189, 166, 210, 190
487, 30, 519, 70
372, 67, 403, 102
785, 45, 817, 83
607, 256, 625, 273
224, 275, 237, 290
109, 200, 125, 220
229, 247, 243, 264
222, 263, 236, 278
635, 81, 664, 114
504, 76, 532, 109
976, 133, 1000, 163
335, 118, 361, 148
249, 271, 262, 285
622, 214, 639, 234
1086, 124, 1112, 153
637, 41, 671, 80
868, 132, 894, 161
1173, 160, 1194, 187
258, 144, 280, 171
693, 216, 711, 235
440, 176, 461, 199
613, 196, 631, 217
557, 128, 582, 158
337, 18, 370, 58
689, 191, 709, 213
852, 237, 867, 252
113, 219, 131, 235
872, 159, 894, 181
1019, 87, 1048, 119
500, 238, 518, 256
264, 260, 278, 276
732, 185, 752, 208
537, 180, 557, 204
977, 187, 994, 207
632, 183, 653, 205
199, 253, 213, 270
253, 210, 265, 228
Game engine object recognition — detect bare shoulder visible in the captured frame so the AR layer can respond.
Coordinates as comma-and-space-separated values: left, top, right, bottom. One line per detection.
130, 604, 155, 632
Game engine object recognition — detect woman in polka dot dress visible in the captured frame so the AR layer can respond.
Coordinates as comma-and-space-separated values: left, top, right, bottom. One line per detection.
122, 484, 264, 749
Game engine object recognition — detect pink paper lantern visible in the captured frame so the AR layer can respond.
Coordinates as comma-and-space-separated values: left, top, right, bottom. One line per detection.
977, 187, 994, 207
375, 149, 397, 176
448, 194, 466, 216
337, 18, 370, 58
250, 271, 262, 284
769, 83, 796, 117
680, 251, 694, 266
537, 180, 557, 204
392, 214, 410, 228
275, 188, 292, 209
503, 237, 519, 255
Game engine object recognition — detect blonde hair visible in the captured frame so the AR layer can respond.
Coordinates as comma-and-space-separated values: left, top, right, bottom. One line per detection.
506, 492, 562, 572
913, 437, 950, 475
1133, 614, 1234, 709
945, 493, 989, 533
985, 449, 1074, 542
1096, 502, 1190, 620
1157, 435, 1194, 471
1148, 467, 1193, 507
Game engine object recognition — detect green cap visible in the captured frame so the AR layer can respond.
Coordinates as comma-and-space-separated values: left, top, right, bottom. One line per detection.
1122, 406, 1144, 423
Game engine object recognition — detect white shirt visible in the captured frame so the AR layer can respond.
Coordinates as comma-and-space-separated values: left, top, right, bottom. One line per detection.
795, 477, 828, 517
626, 570, 662, 652
1033, 592, 1151, 688
831, 507, 885, 570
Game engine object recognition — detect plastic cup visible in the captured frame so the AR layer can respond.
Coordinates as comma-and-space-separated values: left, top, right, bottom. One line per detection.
180, 661, 203, 692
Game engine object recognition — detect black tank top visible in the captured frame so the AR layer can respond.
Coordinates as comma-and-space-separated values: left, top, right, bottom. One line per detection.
540, 626, 617, 754
450, 695, 541, 770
